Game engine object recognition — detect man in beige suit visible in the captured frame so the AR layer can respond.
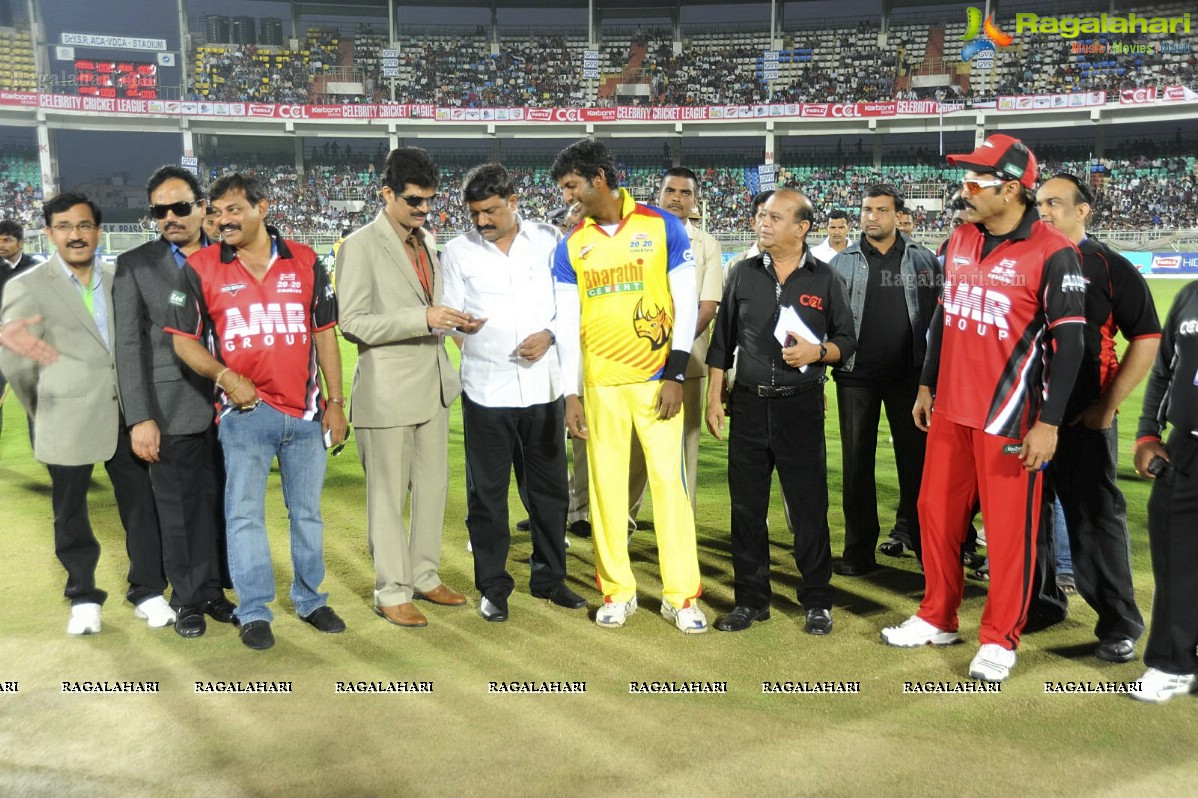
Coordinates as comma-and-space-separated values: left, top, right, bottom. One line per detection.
0, 193, 168, 635
336, 147, 469, 628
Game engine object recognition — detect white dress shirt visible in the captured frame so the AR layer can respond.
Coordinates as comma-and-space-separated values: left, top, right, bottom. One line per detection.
440, 216, 562, 409
810, 238, 845, 264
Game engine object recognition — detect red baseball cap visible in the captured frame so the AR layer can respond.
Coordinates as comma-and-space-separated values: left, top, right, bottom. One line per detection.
947, 134, 1039, 190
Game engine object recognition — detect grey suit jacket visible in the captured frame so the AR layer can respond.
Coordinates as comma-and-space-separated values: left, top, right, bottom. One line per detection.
114, 238, 216, 437
0, 254, 121, 466
336, 212, 461, 428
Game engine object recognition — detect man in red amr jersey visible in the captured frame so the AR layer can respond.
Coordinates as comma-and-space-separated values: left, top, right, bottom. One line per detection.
168, 172, 349, 651
882, 135, 1086, 683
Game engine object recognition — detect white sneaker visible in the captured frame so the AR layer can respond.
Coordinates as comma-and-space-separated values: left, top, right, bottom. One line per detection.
595, 596, 638, 628
969, 643, 1016, 682
1129, 668, 1197, 704
661, 600, 708, 634
881, 615, 962, 647
134, 596, 177, 628
67, 602, 102, 635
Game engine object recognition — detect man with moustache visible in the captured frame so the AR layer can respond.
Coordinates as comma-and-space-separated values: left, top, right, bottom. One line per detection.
810, 209, 850, 263
882, 135, 1086, 683
896, 209, 916, 236
336, 147, 467, 629
0, 193, 168, 635
168, 173, 348, 650
441, 163, 585, 622
706, 189, 855, 634
829, 185, 939, 575
1035, 173, 1160, 663
552, 138, 706, 633
114, 165, 236, 638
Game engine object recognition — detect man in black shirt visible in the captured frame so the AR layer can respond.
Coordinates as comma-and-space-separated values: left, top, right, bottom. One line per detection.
705, 189, 856, 634
830, 185, 940, 575
1036, 174, 1160, 664
1133, 279, 1198, 702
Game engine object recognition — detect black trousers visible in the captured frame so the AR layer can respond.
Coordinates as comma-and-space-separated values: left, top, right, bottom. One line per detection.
462, 393, 569, 600
728, 384, 833, 610
1144, 429, 1198, 675
153, 428, 228, 608
835, 371, 926, 564
1052, 419, 1144, 642
48, 419, 164, 606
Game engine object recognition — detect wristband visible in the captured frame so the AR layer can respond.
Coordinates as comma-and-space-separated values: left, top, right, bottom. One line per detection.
663, 350, 691, 383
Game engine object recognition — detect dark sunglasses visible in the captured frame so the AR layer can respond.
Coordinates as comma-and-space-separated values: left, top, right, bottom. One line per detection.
150, 200, 201, 219
398, 194, 436, 209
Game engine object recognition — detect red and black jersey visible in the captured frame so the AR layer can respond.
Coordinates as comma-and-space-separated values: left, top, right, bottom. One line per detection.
926, 208, 1086, 439
165, 227, 337, 420
1064, 236, 1161, 420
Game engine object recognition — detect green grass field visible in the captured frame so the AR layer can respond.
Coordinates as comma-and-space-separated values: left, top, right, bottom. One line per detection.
0, 279, 1193, 798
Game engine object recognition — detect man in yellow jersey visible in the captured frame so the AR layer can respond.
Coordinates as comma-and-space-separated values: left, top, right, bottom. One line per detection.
550, 139, 706, 633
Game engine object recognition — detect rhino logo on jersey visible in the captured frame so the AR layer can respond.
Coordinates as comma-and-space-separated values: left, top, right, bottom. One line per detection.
633, 299, 671, 350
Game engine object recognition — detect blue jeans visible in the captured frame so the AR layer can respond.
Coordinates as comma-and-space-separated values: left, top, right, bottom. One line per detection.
218, 402, 329, 624
1053, 495, 1073, 576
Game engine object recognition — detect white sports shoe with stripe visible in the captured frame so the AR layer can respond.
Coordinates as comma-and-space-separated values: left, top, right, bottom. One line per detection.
969, 643, 1016, 682
661, 600, 708, 634
595, 596, 637, 628
881, 615, 963, 647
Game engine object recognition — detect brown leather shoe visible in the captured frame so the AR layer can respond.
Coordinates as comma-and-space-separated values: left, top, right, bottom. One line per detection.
373, 602, 428, 627
414, 584, 467, 606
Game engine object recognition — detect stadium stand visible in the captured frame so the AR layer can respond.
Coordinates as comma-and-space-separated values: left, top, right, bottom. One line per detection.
0, 24, 35, 91
0, 148, 44, 229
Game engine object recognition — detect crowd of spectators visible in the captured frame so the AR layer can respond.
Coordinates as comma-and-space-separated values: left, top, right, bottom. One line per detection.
191, 44, 311, 103
0, 151, 43, 231
183, 13, 1198, 108
392, 34, 590, 108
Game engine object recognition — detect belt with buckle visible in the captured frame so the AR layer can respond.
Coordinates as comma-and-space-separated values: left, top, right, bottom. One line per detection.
738, 381, 821, 398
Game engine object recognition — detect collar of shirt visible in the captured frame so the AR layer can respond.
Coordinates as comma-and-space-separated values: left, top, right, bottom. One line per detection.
580, 188, 636, 233
169, 233, 210, 268
860, 233, 904, 260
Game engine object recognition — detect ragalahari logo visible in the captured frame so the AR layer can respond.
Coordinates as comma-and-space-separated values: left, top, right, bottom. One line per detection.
961, 7, 1014, 68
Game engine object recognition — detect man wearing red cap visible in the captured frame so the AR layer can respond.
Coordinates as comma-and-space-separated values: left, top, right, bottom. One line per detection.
881, 134, 1087, 683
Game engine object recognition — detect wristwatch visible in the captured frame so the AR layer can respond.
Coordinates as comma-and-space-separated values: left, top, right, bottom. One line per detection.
818, 344, 827, 363
545, 329, 557, 345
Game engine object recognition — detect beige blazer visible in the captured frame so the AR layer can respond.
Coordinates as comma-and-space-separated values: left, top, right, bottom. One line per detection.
335, 211, 461, 428
0, 255, 121, 466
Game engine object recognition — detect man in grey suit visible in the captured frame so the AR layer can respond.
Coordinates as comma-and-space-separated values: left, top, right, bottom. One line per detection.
0, 193, 169, 635
114, 165, 236, 639
336, 147, 468, 628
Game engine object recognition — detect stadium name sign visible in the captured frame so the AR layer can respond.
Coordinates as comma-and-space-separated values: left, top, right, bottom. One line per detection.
1014, 12, 1190, 38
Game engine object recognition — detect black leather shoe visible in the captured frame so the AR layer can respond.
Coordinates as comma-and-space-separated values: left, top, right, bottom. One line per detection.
174, 605, 206, 638
879, 537, 908, 557
204, 597, 237, 624
805, 608, 833, 635
568, 519, 592, 538
532, 584, 587, 609
239, 620, 275, 650
301, 606, 346, 633
516, 518, 531, 531
714, 605, 770, 632
480, 595, 509, 622
833, 560, 876, 577
1095, 637, 1135, 663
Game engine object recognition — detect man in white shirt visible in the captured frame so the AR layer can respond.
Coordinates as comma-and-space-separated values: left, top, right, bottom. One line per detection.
441, 163, 587, 623
809, 209, 850, 263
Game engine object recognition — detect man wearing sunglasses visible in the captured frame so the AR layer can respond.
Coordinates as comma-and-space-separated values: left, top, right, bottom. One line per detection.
0, 193, 168, 637
1035, 173, 1161, 665
882, 134, 1087, 683
336, 147, 468, 629
114, 165, 236, 639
